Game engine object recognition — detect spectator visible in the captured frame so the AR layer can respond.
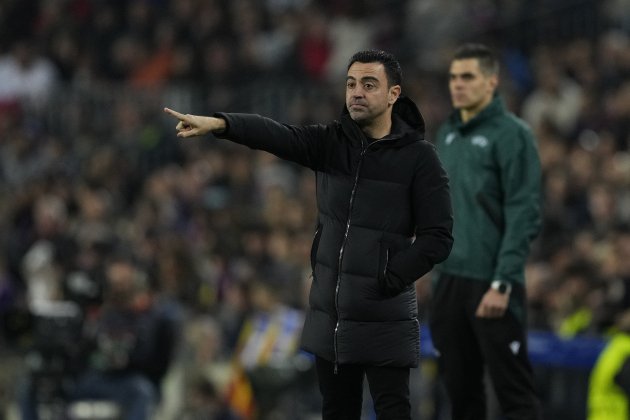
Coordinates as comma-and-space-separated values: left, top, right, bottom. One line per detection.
521, 50, 584, 137
19, 255, 183, 420
226, 277, 310, 419
588, 309, 630, 419
0, 38, 58, 111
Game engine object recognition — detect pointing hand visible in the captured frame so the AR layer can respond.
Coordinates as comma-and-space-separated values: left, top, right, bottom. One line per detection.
163, 107, 226, 138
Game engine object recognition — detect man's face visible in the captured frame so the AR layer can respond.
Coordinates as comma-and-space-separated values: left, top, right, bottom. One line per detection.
345, 62, 398, 126
449, 58, 497, 113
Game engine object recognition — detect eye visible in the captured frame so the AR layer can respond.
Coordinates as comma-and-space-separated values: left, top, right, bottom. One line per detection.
346, 81, 355, 89
364, 83, 375, 90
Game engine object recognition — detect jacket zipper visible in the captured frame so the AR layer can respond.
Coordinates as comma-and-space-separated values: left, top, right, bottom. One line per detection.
333, 138, 391, 374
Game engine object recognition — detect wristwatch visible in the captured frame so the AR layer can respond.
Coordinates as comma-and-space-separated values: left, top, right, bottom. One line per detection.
490, 280, 512, 295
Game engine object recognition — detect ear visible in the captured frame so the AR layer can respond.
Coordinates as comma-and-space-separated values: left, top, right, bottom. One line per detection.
488, 74, 499, 91
388, 85, 401, 105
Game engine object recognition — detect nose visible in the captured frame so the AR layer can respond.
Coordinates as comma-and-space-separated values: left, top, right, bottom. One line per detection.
352, 87, 365, 97
450, 80, 463, 91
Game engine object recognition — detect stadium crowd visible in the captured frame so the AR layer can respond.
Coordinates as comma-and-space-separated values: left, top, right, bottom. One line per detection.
1, 0, 630, 419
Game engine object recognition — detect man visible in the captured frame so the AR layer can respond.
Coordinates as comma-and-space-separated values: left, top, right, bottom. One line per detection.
227, 277, 307, 419
70, 256, 182, 420
430, 43, 543, 420
164, 49, 453, 419
19, 255, 183, 420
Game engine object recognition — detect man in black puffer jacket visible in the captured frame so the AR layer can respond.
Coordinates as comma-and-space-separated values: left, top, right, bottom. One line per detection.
164, 50, 453, 420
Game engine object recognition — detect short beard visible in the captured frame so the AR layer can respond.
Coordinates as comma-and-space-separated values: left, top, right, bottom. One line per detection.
349, 111, 372, 127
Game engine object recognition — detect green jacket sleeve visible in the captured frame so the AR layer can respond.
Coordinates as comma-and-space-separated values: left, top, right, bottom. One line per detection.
493, 125, 542, 284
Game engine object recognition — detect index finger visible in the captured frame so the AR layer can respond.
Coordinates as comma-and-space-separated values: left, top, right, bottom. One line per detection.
164, 107, 187, 120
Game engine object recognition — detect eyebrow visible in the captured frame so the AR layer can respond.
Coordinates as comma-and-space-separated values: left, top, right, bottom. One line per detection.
449, 72, 476, 78
346, 75, 381, 83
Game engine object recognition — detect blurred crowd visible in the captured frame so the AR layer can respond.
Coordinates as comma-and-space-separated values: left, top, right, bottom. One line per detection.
1, 0, 630, 419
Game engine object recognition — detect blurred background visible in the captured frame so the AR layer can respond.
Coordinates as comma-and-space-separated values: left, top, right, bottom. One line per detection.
0, 0, 629, 419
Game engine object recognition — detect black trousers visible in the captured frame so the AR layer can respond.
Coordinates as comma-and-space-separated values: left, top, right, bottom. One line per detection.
429, 274, 542, 420
315, 356, 411, 420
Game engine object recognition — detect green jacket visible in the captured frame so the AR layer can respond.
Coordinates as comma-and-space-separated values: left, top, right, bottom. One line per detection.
588, 333, 630, 420
435, 95, 541, 289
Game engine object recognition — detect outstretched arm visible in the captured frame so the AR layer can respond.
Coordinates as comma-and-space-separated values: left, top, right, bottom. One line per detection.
163, 107, 226, 138
163, 108, 328, 170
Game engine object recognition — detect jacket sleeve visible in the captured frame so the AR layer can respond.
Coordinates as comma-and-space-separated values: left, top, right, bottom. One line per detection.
615, 356, 630, 396
382, 141, 454, 294
214, 112, 327, 170
492, 126, 542, 284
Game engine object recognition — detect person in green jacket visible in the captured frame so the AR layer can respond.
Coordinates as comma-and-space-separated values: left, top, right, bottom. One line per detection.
429, 43, 543, 420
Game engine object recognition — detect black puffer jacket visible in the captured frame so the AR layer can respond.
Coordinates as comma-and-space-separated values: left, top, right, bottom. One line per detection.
216, 96, 453, 368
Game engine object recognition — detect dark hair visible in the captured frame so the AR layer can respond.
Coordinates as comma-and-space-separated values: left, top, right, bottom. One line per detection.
348, 50, 402, 87
453, 43, 499, 76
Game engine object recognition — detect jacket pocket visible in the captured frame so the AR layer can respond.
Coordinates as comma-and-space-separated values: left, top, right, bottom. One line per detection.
310, 224, 323, 272
377, 240, 410, 297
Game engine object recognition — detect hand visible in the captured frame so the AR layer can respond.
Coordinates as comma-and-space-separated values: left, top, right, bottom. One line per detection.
475, 287, 509, 318
379, 269, 409, 298
163, 107, 226, 138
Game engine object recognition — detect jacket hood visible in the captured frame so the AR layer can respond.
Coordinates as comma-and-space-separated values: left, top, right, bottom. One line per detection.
341, 95, 426, 141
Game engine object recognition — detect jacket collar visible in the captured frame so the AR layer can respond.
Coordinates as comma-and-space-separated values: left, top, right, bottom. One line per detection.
449, 94, 505, 132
